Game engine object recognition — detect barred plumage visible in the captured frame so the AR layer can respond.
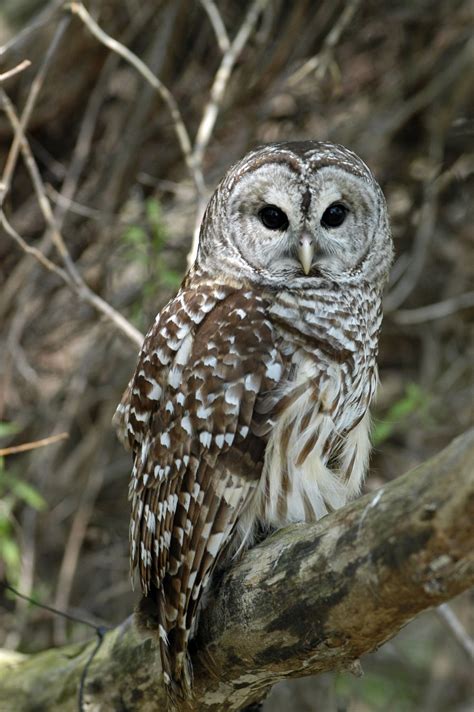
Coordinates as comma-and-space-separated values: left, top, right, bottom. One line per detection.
114, 140, 393, 700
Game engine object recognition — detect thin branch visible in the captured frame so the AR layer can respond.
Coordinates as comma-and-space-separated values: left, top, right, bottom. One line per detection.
199, 0, 230, 53
52, 51, 117, 231
384, 125, 443, 311
2, 584, 109, 634
0, 60, 31, 83
0, 212, 72, 285
67, 0, 267, 269
188, 0, 269, 264
1, 213, 144, 347
67, 1, 206, 199
0, 1, 62, 57
437, 604, 474, 660
0, 432, 68, 456
192, 0, 269, 168
52, 422, 107, 645
392, 291, 474, 324
287, 0, 361, 86
0, 91, 144, 347
1, 90, 83, 284
374, 37, 474, 143
0, 16, 70, 207
0, 13, 152, 324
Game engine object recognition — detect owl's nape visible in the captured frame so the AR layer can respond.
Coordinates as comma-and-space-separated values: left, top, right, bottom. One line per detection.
114, 140, 393, 700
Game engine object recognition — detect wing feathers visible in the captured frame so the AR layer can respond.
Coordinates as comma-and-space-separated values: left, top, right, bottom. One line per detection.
119, 284, 284, 698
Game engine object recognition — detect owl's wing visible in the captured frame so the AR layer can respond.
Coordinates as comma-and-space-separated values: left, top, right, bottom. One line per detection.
115, 282, 285, 695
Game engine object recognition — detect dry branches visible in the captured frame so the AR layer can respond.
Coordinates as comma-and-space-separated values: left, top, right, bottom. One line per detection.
192, 0, 270, 168
0, 432, 68, 456
0, 60, 31, 83
68, 1, 205, 200
0, 85, 144, 347
0, 16, 70, 206
1, 1, 269, 342
67, 0, 270, 264
392, 291, 474, 324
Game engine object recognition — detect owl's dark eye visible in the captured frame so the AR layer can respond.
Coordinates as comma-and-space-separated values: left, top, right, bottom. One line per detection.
321, 203, 347, 228
258, 205, 289, 231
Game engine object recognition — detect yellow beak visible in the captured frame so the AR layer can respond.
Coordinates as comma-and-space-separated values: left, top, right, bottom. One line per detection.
297, 233, 315, 275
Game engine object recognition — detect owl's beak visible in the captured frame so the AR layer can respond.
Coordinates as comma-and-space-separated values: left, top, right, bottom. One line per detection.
297, 233, 315, 275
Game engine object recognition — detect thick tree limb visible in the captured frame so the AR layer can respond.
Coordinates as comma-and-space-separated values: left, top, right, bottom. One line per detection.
1, 429, 473, 711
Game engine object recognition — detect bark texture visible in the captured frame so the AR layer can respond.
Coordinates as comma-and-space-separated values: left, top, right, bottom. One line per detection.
0, 428, 473, 711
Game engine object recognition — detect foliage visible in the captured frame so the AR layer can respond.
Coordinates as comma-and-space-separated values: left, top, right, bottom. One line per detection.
0, 424, 46, 584
373, 384, 431, 446
122, 198, 182, 328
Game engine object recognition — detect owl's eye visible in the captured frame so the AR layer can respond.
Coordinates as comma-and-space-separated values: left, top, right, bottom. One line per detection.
258, 205, 289, 231
321, 203, 347, 228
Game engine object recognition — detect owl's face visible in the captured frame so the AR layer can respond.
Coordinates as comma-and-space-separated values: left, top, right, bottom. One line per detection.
197, 141, 393, 289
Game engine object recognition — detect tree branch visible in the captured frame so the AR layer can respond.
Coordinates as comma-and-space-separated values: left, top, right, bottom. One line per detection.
1, 429, 472, 711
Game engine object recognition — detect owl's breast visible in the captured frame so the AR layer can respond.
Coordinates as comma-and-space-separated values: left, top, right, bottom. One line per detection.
252, 285, 380, 528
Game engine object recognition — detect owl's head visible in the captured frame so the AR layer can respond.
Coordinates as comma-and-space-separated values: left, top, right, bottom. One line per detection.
196, 141, 393, 290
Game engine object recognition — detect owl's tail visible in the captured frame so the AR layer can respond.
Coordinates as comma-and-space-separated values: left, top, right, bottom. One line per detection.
161, 600, 194, 707
135, 588, 193, 708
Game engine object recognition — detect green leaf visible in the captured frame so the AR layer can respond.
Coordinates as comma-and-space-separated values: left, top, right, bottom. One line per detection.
0, 535, 21, 581
10, 480, 47, 510
123, 225, 147, 246
146, 197, 162, 229
161, 269, 182, 289
373, 383, 428, 446
0, 422, 21, 438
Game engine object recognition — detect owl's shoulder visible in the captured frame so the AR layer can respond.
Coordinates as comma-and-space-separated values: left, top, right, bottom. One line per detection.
114, 277, 284, 453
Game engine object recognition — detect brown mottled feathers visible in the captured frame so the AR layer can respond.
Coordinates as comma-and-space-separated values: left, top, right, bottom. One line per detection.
116, 279, 285, 694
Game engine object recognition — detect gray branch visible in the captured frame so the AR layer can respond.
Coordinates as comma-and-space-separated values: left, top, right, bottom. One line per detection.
1, 429, 473, 711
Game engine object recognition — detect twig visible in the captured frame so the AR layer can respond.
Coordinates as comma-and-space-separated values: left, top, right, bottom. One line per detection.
192, 0, 269, 168
199, 0, 230, 53
392, 291, 474, 324
47, 185, 117, 221
0, 92, 144, 347
0, 60, 32, 83
1, 213, 143, 347
2, 583, 109, 712
287, 0, 361, 86
0, 13, 151, 323
374, 37, 474, 143
437, 603, 474, 660
1, 90, 82, 284
78, 629, 107, 712
53, 424, 107, 645
384, 125, 443, 311
67, 1, 205, 199
99, 3, 179, 213
0, 432, 69, 456
0, 1, 62, 57
0, 212, 72, 285
0, 16, 70, 207
52, 53, 117, 231
3, 584, 109, 632
188, 0, 269, 264
68, 0, 267, 267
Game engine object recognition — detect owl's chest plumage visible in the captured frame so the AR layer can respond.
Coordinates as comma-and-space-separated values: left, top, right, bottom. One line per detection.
249, 281, 381, 528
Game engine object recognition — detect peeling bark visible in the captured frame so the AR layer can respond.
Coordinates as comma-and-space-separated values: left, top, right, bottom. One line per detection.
0, 429, 473, 711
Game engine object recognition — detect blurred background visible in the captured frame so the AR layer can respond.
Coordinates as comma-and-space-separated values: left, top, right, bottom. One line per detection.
0, 1, 472, 710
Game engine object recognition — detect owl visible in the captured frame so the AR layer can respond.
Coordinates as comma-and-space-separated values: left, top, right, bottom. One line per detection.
114, 140, 393, 700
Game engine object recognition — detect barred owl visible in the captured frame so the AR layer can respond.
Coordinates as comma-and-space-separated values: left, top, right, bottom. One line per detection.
114, 141, 393, 699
